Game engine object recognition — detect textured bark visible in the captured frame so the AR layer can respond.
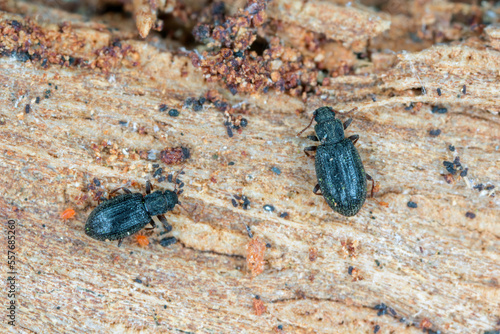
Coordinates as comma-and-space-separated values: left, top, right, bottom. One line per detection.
0, 1, 498, 334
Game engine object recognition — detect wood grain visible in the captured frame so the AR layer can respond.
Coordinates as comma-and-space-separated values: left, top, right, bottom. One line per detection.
0, 1, 498, 333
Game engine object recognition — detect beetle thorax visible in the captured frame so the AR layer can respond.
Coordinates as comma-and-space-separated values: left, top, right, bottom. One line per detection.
144, 191, 171, 216
315, 119, 345, 144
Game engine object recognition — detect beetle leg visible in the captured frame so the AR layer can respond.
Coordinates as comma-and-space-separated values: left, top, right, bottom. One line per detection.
146, 181, 152, 194
313, 184, 322, 196
347, 134, 359, 145
117, 238, 123, 247
145, 219, 156, 231
304, 146, 317, 157
366, 173, 375, 198
297, 113, 316, 136
343, 118, 353, 130
307, 135, 320, 142
109, 187, 132, 198
158, 215, 172, 233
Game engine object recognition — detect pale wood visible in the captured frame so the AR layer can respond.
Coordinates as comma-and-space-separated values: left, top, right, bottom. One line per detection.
0, 1, 498, 334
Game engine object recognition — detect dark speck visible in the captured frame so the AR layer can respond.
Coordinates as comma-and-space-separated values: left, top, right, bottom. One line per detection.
168, 109, 179, 117
184, 97, 194, 107
348, 266, 353, 275
460, 168, 468, 177
118, 120, 128, 126
279, 212, 288, 218
375, 303, 387, 316
448, 145, 455, 151
42, 224, 46, 228
35, 97, 40, 104
56, 306, 60, 310
134, 278, 143, 284
486, 185, 495, 191
266, 243, 271, 248
159, 237, 177, 247
240, 118, 248, 127
167, 174, 173, 183
93, 178, 101, 186
228, 161, 235, 166
11, 20, 22, 30
25, 104, 30, 113
431, 106, 447, 114
465, 212, 476, 219
158, 176, 166, 182
192, 101, 203, 112
255, 295, 260, 300
429, 129, 441, 137
404, 103, 413, 111
234, 51, 243, 58
462, 85, 466, 94
374, 325, 380, 334
277, 325, 283, 330
198, 97, 206, 105
271, 166, 281, 175
152, 163, 159, 168
473, 183, 484, 191
153, 168, 163, 178
407, 201, 418, 208
437, 88, 442, 96
231, 199, 238, 207
263, 205, 275, 212
225, 122, 233, 138
242, 196, 250, 210
159, 104, 168, 112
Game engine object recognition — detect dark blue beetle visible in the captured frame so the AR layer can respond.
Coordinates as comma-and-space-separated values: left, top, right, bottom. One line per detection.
85, 181, 180, 246
298, 106, 374, 216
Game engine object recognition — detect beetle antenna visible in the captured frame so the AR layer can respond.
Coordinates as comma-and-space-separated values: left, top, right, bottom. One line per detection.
342, 107, 358, 115
297, 112, 316, 137
178, 202, 197, 216
173, 165, 186, 192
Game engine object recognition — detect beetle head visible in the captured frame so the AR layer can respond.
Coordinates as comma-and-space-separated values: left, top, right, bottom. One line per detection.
163, 190, 179, 211
314, 106, 336, 123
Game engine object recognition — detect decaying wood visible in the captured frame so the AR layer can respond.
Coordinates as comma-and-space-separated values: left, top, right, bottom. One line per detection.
0, 1, 498, 333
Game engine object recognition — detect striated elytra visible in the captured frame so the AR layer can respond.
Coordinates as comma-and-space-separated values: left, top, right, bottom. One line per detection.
85, 181, 178, 246
299, 106, 374, 217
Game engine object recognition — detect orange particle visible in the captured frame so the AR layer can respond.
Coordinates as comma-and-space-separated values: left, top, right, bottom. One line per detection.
135, 234, 149, 246
420, 318, 432, 329
252, 297, 267, 315
379, 201, 389, 207
246, 238, 266, 278
373, 182, 381, 194
60, 208, 76, 219
309, 247, 318, 262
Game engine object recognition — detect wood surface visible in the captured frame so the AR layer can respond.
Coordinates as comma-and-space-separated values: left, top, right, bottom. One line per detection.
0, 1, 498, 333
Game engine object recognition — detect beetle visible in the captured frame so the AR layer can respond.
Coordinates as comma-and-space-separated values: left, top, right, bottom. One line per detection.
85, 180, 181, 246
298, 106, 374, 217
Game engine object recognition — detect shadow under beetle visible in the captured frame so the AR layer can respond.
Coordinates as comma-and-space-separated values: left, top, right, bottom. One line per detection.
298, 106, 374, 217
85, 180, 182, 247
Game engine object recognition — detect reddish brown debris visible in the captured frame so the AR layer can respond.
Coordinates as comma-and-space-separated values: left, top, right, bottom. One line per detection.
252, 296, 267, 316
350, 267, 364, 281
340, 239, 359, 259
0, 18, 138, 73
246, 237, 266, 278
420, 318, 432, 330
160, 147, 190, 165
190, 0, 322, 96
309, 247, 318, 262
